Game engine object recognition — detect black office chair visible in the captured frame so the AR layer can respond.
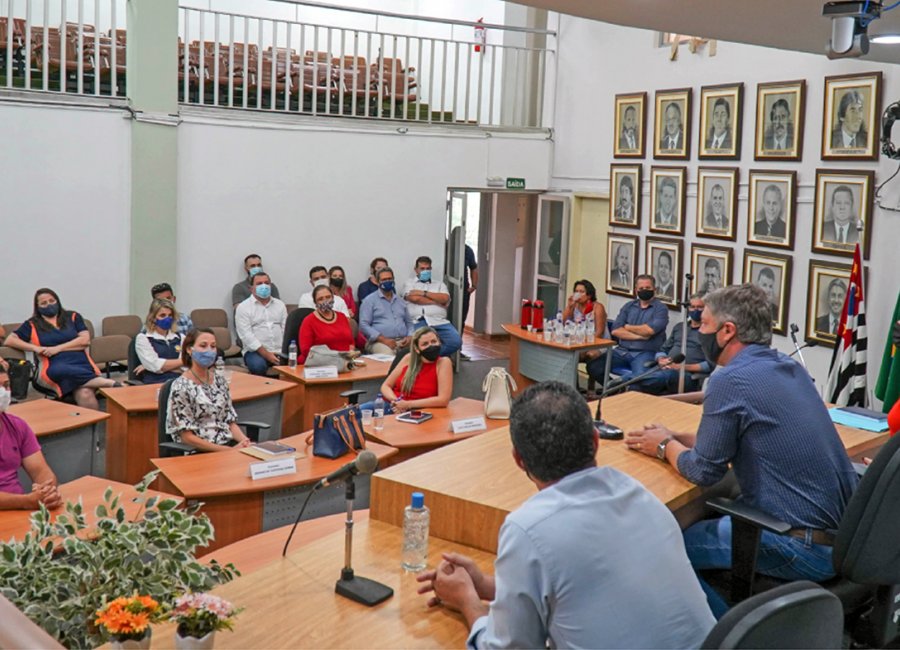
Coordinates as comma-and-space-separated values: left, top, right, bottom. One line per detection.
707, 432, 900, 647
387, 344, 410, 373
156, 378, 272, 457
281, 308, 314, 359
701, 581, 843, 649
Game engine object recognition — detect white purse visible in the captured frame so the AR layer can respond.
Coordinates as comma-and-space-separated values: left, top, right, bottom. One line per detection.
482, 367, 518, 420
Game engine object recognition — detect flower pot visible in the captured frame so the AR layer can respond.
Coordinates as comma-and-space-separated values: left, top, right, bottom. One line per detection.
175, 630, 216, 650
111, 629, 152, 650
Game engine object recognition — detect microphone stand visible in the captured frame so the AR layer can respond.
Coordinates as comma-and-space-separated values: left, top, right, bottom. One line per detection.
334, 476, 394, 606
789, 324, 812, 373
677, 273, 694, 394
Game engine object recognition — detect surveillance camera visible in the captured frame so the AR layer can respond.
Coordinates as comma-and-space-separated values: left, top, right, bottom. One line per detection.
823, 0, 880, 58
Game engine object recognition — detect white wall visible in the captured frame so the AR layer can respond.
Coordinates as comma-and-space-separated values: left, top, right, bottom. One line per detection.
175, 117, 550, 314
550, 15, 900, 401
0, 102, 131, 328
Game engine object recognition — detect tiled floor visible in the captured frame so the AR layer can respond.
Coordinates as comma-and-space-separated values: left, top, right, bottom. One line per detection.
461, 329, 509, 360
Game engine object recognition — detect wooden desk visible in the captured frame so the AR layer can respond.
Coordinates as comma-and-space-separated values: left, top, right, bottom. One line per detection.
100, 373, 293, 485
152, 434, 398, 552
501, 323, 613, 393
0, 475, 177, 543
274, 360, 392, 434
365, 397, 508, 464
148, 519, 493, 649
370, 392, 888, 554
10, 400, 109, 486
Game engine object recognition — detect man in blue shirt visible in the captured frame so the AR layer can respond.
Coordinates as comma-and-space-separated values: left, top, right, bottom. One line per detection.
625, 284, 858, 617
642, 292, 713, 395
416, 381, 715, 649
359, 266, 414, 355
587, 273, 669, 384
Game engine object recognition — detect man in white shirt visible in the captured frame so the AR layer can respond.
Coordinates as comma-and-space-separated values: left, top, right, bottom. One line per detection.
402, 255, 461, 357
298, 265, 352, 317
235, 273, 287, 375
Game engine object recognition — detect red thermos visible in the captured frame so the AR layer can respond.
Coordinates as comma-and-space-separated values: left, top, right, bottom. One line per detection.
520, 299, 532, 329
531, 300, 545, 331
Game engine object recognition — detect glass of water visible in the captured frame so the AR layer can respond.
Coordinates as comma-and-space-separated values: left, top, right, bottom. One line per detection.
361, 409, 374, 428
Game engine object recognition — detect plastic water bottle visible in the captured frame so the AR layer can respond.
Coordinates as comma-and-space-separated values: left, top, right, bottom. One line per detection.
215, 356, 225, 376
374, 394, 385, 431
288, 340, 298, 369
575, 322, 586, 345
401, 492, 430, 572
586, 313, 596, 342
563, 320, 573, 346
554, 312, 564, 343
543, 319, 552, 342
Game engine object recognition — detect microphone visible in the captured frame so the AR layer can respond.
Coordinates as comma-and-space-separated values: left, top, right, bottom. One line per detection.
593, 353, 686, 439
789, 323, 813, 371
315, 450, 378, 489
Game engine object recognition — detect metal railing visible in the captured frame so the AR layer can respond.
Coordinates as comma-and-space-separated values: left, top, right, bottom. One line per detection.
178, 3, 553, 128
1, 0, 125, 97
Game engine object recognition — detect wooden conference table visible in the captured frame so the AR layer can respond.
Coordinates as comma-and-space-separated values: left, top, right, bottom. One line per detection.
100, 373, 293, 485
501, 322, 613, 394
275, 359, 392, 433
152, 434, 397, 552
370, 392, 888, 554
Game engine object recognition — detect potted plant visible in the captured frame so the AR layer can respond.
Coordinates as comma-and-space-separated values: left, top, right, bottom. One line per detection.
169, 592, 241, 649
94, 595, 162, 649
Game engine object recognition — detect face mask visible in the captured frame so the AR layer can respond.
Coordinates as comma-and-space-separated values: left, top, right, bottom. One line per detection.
893, 321, 900, 346
418, 269, 432, 283
573, 291, 585, 301
313, 278, 329, 288
0, 387, 10, 412
636, 289, 654, 301
689, 309, 704, 322
380, 280, 395, 293
255, 283, 272, 299
420, 345, 441, 362
317, 300, 335, 314
698, 325, 727, 365
331, 276, 345, 289
38, 303, 60, 317
191, 349, 218, 368
248, 266, 263, 277
156, 316, 174, 331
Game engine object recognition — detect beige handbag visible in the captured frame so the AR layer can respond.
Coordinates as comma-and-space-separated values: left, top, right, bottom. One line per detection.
482, 367, 517, 420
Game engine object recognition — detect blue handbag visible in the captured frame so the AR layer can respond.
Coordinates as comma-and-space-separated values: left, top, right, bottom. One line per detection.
312, 404, 366, 459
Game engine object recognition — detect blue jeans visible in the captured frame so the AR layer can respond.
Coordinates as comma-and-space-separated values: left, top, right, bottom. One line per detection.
586, 347, 656, 384
641, 368, 705, 395
358, 400, 395, 414
683, 516, 836, 618
414, 319, 462, 357
243, 350, 272, 375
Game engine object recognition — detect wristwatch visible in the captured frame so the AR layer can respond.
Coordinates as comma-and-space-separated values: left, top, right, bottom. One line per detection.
656, 436, 673, 460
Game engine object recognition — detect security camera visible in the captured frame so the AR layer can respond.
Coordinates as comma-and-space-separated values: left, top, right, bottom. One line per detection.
823, 1, 881, 59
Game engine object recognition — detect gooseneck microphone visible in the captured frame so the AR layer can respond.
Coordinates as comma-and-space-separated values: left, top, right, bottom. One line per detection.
789, 323, 815, 372
315, 450, 378, 489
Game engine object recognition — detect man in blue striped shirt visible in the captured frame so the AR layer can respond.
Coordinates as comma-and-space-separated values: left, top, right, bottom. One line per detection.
626, 284, 858, 617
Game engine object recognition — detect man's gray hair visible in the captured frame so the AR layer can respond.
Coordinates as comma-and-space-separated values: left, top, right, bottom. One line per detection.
376, 266, 394, 282
703, 284, 773, 345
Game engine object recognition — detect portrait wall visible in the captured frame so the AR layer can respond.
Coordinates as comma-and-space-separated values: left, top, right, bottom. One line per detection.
609, 164, 642, 229
606, 234, 639, 298
649, 166, 686, 235
806, 260, 852, 347
695, 167, 739, 241
690, 243, 733, 296
821, 71, 882, 161
613, 92, 647, 159
645, 237, 682, 310
746, 170, 797, 250
699, 83, 743, 160
743, 249, 792, 335
654, 88, 692, 160
811, 169, 874, 259
754, 80, 805, 161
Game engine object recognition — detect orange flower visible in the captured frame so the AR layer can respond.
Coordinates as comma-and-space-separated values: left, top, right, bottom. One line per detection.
95, 595, 160, 636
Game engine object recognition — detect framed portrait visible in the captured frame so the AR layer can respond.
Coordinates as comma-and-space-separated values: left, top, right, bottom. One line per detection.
695, 167, 739, 241
609, 164, 642, 229
806, 260, 852, 347
645, 237, 682, 310
649, 166, 686, 235
743, 249, 792, 336
746, 169, 797, 250
653, 88, 692, 160
754, 80, 805, 161
821, 71, 882, 161
690, 243, 733, 296
606, 233, 639, 298
699, 82, 744, 160
811, 169, 874, 259
613, 92, 647, 159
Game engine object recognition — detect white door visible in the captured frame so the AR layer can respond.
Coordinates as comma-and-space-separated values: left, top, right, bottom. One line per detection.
534, 195, 569, 317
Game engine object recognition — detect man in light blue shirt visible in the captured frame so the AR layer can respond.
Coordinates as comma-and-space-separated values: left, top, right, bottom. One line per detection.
359, 266, 414, 355
417, 381, 715, 649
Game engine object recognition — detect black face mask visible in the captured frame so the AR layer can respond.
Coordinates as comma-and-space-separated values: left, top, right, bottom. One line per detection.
698, 325, 727, 365
331, 276, 345, 289
420, 345, 441, 362
636, 289, 655, 301
893, 321, 900, 346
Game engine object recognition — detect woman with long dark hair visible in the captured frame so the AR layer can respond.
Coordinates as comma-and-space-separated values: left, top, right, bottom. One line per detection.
378, 327, 452, 412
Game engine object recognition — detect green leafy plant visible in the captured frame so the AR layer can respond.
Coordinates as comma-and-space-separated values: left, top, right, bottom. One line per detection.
0, 471, 239, 649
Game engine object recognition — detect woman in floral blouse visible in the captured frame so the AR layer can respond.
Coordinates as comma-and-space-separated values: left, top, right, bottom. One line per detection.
165, 328, 251, 452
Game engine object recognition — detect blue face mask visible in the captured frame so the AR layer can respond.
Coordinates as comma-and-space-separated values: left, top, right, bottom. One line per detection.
156, 316, 174, 331
38, 303, 60, 317
380, 280, 395, 293
191, 349, 218, 368
248, 266, 263, 277
255, 283, 272, 299
418, 269, 432, 282
689, 309, 703, 322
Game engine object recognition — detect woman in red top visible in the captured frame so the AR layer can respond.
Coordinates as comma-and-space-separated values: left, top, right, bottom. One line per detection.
562, 279, 607, 336
329, 265, 357, 319
380, 327, 452, 412
297, 285, 355, 364
889, 398, 900, 436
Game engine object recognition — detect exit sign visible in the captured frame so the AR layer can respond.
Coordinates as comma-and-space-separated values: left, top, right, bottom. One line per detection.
506, 177, 526, 189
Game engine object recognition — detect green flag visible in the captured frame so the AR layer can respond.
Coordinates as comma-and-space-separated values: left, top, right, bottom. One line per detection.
874, 291, 900, 413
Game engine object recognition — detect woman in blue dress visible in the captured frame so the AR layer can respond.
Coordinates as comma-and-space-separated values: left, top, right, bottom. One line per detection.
5, 288, 117, 409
